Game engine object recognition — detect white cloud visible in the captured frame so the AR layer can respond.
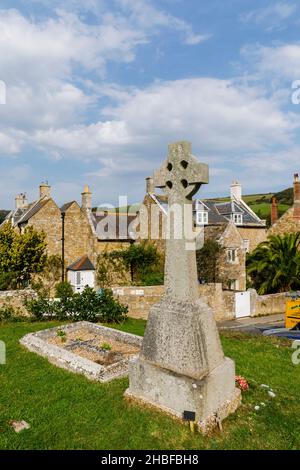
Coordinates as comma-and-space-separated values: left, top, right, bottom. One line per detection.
242, 43, 300, 81
26, 77, 298, 189
241, 2, 297, 30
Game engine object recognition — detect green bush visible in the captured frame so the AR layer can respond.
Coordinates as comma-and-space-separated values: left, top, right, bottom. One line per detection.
140, 272, 164, 286
25, 287, 128, 323
0, 272, 18, 291
0, 305, 16, 321
55, 281, 73, 299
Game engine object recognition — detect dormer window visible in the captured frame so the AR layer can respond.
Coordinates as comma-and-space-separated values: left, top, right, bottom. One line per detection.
196, 210, 208, 225
232, 213, 243, 225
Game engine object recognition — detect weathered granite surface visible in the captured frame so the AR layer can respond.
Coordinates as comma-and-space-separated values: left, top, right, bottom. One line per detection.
125, 141, 241, 432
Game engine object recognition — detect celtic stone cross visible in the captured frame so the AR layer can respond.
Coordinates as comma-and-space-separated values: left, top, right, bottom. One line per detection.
153, 141, 208, 302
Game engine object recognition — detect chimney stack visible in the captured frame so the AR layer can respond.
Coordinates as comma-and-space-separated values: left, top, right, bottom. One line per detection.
230, 180, 242, 201
271, 197, 278, 225
294, 173, 300, 220
82, 185, 92, 210
39, 181, 51, 199
15, 193, 28, 210
146, 176, 154, 194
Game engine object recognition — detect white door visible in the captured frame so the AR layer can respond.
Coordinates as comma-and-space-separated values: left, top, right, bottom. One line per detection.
235, 291, 251, 318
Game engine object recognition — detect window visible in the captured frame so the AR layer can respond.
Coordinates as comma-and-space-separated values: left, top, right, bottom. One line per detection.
227, 249, 237, 263
196, 210, 208, 225
243, 239, 250, 253
232, 213, 243, 225
76, 272, 81, 286
229, 279, 239, 291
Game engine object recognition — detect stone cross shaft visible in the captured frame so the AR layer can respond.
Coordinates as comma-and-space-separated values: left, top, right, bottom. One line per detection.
153, 141, 209, 301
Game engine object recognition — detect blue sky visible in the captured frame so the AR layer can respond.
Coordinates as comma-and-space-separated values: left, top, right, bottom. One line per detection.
0, 0, 300, 208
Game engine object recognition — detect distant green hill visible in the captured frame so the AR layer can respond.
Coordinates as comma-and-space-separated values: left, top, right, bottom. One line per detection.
97, 188, 294, 224
205, 188, 293, 225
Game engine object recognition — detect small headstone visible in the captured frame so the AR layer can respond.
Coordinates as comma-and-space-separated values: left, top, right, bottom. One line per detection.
9, 420, 30, 433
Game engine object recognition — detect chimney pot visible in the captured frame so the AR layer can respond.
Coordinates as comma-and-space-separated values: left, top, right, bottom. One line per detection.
81, 185, 92, 210
15, 193, 28, 210
230, 181, 242, 201
271, 197, 278, 225
294, 172, 300, 219
146, 177, 154, 194
39, 181, 51, 199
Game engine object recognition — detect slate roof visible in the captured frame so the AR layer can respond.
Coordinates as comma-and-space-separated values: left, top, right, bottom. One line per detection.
146, 193, 265, 227
17, 199, 50, 224
60, 201, 76, 213
194, 199, 265, 226
67, 255, 95, 271
92, 212, 138, 240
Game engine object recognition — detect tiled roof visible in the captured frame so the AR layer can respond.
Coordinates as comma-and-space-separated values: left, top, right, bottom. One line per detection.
67, 255, 95, 271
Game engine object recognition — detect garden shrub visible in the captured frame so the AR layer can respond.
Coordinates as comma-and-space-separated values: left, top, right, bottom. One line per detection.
25, 287, 128, 323
140, 272, 164, 286
0, 305, 16, 321
55, 281, 73, 299
0, 272, 18, 291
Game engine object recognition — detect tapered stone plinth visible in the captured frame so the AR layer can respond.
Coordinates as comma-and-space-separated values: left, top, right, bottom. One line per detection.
125, 297, 241, 433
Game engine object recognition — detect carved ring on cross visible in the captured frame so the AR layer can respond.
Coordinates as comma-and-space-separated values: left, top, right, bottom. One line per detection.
164, 158, 201, 201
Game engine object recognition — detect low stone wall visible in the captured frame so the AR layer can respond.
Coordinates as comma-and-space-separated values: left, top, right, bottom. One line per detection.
112, 286, 165, 320
0, 289, 36, 316
251, 291, 287, 317
112, 284, 235, 322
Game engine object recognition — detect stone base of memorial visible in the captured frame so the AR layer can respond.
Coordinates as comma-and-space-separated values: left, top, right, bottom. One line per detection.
125, 297, 241, 434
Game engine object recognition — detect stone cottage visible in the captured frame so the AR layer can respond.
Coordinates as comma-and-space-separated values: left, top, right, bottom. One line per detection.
1, 183, 135, 284
140, 178, 267, 290
269, 173, 300, 236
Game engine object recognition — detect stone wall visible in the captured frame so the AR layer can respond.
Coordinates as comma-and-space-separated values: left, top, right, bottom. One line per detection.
0, 289, 36, 316
268, 207, 300, 237
113, 284, 290, 321
112, 284, 235, 321
28, 199, 62, 258
238, 226, 267, 252
250, 290, 287, 316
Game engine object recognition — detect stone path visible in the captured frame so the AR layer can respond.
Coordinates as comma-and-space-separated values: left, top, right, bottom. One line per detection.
218, 314, 284, 333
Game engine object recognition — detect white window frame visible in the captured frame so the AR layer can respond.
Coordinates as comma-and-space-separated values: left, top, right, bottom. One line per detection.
232, 213, 243, 225
196, 210, 208, 225
243, 239, 250, 253
227, 248, 237, 263
229, 279, 239, 291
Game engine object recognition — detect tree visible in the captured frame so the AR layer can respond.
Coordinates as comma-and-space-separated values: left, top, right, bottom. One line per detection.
96, 242, 163, 287
196, 239, 224, 284
32, 255, 62, 298
120, 242, 162, 284
247, 232, 300, 294
0, 224, 47, 289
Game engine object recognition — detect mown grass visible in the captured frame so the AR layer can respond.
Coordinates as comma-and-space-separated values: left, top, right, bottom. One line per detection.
0, 320, 299, 450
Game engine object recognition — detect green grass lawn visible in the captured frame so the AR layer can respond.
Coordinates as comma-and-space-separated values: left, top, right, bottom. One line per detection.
0, 319, 299, 450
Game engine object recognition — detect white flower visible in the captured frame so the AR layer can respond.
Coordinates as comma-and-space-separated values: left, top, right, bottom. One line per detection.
268, 391, 276, 398
254, 405, 260, 411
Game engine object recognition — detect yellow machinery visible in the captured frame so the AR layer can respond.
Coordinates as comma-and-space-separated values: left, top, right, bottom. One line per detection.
285, 298, 300, 329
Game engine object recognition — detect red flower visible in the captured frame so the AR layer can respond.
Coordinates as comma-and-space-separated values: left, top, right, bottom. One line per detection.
235, 375, 249, 391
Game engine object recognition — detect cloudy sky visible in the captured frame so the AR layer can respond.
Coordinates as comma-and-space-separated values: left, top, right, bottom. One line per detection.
0, 0, 300, 208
